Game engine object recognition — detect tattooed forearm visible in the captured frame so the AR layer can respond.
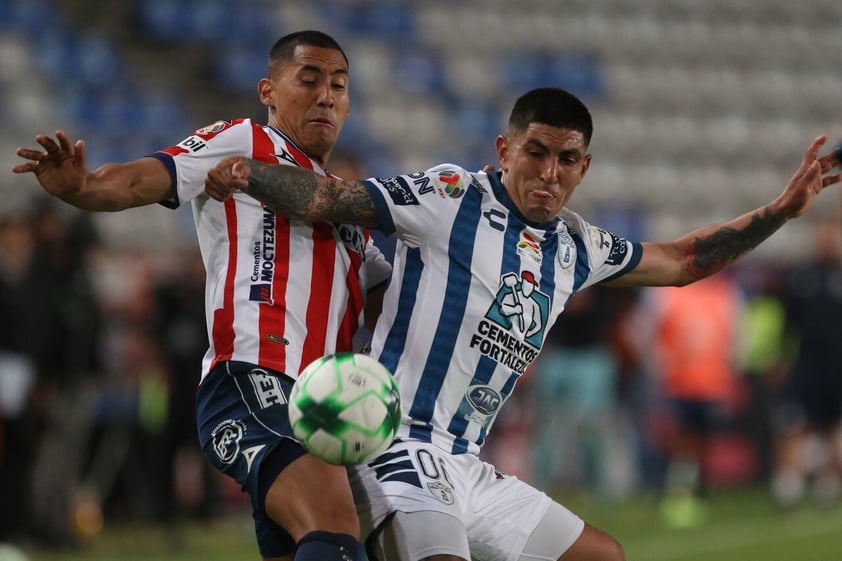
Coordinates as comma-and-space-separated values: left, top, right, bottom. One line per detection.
247, 160, 317, 218
245, 160, 379, 227
684, 205, 786, 279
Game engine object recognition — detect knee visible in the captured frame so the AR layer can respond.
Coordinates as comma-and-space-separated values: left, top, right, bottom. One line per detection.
559, 524, 624, 561
600, 534, 625, 561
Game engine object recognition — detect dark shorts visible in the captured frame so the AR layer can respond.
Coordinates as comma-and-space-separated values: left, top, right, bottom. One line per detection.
667, 398, 726, 436
784, 366, 842, 429
196, 361, 307, 557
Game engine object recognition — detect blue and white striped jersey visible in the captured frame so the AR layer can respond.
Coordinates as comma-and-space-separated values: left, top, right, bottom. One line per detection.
362, 165, 643, 455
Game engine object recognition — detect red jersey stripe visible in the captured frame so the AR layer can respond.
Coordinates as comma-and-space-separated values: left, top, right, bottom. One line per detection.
338, 239, 365, 351
283, 139, 315, 170
210, 197, 239, 369
301, 223, 337, 368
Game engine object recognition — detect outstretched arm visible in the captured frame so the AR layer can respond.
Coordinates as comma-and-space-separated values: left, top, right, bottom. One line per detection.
205, 156, 380, 227
606, 135, 842, 288
14, 130, 172, 211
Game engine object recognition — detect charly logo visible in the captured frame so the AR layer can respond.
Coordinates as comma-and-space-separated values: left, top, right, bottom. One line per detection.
211, 419, 246, 465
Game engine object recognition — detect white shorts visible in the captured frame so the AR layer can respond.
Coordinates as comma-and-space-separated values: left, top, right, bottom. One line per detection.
348, 440, 585, 561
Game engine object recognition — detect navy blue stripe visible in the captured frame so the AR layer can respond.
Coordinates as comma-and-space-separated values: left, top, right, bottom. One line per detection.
147, 152, 180, 209
446, 411, 469, 439
476, 371, 519, 446
369, 448, 409, 466
466, 355, 501, 446
447, 354, 497, 439
603, 241, 644, 282
501, 213, 523, 274
540, 225, 559, 306
448, 209, 518, 445
374, 459, 415, 479
571, 230, 590, 293
451, 437, 470, 455
381, 471, 423, 487
379, 247, 423, 374
408, 189, 482, 424
408, 424, 433, 442
473, 354, 497, 385
362, 179, 396, 234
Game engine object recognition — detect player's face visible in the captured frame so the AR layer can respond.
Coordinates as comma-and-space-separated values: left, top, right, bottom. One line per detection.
260, 45, 350, 166
496, 123, 591, 223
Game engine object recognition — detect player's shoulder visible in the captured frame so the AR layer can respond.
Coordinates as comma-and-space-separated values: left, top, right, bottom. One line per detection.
557, 207, 588, 232
424, 163, 487, 196
191, 118, 253, 138
557, 207, 609, 247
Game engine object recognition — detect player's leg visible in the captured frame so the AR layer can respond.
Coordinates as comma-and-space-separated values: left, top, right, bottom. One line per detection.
520, 515, 623, 561
466, 456, 623, 561
197, 362, 365, 561
262, 449, 363, 561
370, 511, 468, 561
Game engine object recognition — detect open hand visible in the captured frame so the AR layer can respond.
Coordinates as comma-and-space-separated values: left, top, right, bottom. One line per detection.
775, 135, 842, 219
13, 131, 88, 198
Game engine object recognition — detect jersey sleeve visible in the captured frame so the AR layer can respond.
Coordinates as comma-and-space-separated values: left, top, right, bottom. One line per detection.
561, 208, 643, 287
147, 119, 254, 208
361, 163, 474, 245
363, 235, 392, 292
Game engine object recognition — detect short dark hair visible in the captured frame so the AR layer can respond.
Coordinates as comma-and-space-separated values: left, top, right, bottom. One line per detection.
507, 87, 593, 146
269, 30, 348, 72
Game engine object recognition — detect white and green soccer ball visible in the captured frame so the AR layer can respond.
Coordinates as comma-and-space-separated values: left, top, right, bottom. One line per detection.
289, 352, 401, 465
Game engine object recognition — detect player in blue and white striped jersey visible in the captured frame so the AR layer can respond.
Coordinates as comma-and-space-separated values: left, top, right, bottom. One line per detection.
205, 87, 842, 561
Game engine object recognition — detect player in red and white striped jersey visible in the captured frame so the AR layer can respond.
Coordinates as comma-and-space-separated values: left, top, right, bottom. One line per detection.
14, 30, 387, 561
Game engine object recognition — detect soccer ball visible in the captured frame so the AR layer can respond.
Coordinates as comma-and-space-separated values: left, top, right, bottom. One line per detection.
288, 353, 401, 465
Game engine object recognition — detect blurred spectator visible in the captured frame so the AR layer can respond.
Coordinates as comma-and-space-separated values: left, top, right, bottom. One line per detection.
633, 274, 744, 527
733, 262, 791, 482
0, 199, 104, 546
151, 248, 217, 522
528, 286, 631, 498
771, 216, 842, 509
26, 200, 104, 546
0, 214, 40, 543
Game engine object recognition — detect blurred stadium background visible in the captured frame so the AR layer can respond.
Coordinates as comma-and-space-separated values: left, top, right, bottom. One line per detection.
2, 0, 842, 559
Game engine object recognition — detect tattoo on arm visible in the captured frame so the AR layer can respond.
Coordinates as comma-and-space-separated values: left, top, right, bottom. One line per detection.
246, 160, 379, 227
684, 205, 786, 279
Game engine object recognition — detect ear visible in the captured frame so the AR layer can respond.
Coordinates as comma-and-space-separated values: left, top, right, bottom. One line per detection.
495, 135, 509, 171
580, 153, 592, 179
258, 78, 273, 108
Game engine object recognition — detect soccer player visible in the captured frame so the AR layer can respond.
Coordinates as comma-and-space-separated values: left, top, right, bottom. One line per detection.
204, 87, 841, 561
772, 216, 842, 508
13, 31, 390, 561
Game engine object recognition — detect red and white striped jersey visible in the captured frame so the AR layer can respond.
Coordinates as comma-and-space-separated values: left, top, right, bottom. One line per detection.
150, 118, 391, 383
